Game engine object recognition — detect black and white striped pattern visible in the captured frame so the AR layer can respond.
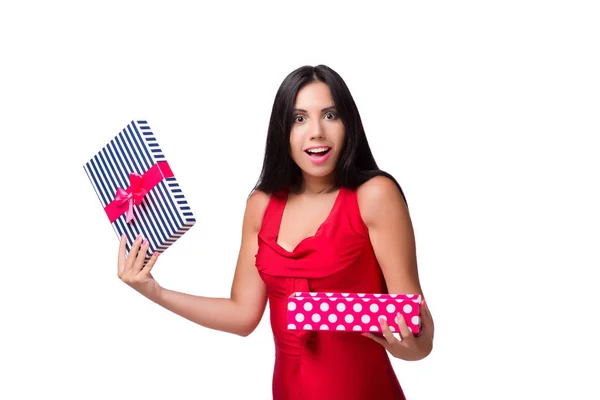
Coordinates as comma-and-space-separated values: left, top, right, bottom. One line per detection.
84, 120, 196, 257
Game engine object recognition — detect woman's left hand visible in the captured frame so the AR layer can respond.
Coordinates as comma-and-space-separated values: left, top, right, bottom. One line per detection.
362, 299, 434, 361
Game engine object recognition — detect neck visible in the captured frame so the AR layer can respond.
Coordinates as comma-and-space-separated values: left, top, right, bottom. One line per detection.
297, 173, 337, 195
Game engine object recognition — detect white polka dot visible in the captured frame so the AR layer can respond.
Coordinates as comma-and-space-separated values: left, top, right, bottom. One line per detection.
361, 315, 371, 324
288, 302, 296, 311
374, 293, 382, 298
412, 316, 421, 325
336, 303, 346, 312
407, 294, 415, 298
413, 299, 420, 304
345, 314, 354, 323
303, 324, 313, 330
353, 325, 362, 331
386, 304, 396, 313
320, 303, 329, 312
320, 324, 329, 330
379, 298, 387, 303
309, 292, 317, 296
403, 304, 413, 313
369, 325, 379, 332
369, 304, 379, 313
358, 293, 366, 297
362, 298, 371, 302
345, 297, 354, 302
326, 293, 333, 297
304, 302, 313, 312
390, 294, 398, 298
328, 314, 337, 323
288, 324, 296, 330
295, 313, 304, 322
342, 293, 349, 297
336, 325, 346, 331
312, 314, 321, 323
353, 303, 362, 312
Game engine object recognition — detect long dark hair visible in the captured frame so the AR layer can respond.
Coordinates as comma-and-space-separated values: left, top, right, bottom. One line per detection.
253, 64, 407, 206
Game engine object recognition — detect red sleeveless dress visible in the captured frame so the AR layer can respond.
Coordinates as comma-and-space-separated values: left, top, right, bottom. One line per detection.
255, 186, 406, 400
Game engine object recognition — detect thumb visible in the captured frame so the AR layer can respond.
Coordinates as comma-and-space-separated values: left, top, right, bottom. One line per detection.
361, 332, 388, 348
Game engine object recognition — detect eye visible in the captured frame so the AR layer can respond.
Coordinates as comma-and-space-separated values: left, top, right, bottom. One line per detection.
294, 115, 305, 123
324, 111, 337, 120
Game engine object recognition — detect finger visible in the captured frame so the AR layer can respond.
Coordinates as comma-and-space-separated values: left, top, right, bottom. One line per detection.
396, 312, 412, 340
142, 251, 159, 276
133, 238, 150, 273
125, 234, 143, 271
361, 332, 388, 348
379, 317, 397, 345
117, 234, 127, 277
420, 299, 434, 339
418, 300, 432, 327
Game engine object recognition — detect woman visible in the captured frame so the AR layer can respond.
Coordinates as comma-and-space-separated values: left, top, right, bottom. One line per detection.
117, 64, 434, 399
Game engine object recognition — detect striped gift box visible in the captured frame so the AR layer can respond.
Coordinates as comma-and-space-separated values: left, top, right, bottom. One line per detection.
83, 120, 195, 258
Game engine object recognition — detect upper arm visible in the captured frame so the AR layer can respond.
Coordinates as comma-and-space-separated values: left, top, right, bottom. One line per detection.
357, 176, 423, 297
229, 189, 270, 333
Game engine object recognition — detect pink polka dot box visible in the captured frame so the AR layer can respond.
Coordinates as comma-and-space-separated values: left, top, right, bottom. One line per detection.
287, 292, 422, 335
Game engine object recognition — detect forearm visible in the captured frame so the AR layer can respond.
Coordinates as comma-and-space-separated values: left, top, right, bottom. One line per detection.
152, 287, 252, 336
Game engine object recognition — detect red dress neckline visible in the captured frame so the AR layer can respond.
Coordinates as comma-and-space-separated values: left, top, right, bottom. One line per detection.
273, 187, 344, 254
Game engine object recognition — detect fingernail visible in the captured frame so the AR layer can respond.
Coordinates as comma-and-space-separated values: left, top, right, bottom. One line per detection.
136, 233, 142, 241
153, 251, 158, 257
143, 239, 148, 246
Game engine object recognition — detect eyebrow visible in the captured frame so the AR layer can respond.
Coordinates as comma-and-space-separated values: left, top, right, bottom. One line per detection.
293, 106, 337, 113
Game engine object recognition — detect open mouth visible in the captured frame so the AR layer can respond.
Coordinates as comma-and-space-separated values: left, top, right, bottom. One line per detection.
304, 147, 332, 157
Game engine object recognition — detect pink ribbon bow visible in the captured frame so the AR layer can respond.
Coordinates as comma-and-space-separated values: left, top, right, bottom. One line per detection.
112, 173, 148, 223
104, 161, 173, 223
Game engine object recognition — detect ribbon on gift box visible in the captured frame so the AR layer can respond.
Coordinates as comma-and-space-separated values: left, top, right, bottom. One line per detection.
104, 161, 174, 223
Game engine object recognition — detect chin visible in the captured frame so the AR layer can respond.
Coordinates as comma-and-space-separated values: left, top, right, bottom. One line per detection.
292, 154, 338, 180
300, 165, 337, 178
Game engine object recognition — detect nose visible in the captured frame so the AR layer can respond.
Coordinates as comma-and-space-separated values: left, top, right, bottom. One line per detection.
309, 119, 325, 140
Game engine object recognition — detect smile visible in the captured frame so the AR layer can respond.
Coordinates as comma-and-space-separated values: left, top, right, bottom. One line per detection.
304, 147, 332, 164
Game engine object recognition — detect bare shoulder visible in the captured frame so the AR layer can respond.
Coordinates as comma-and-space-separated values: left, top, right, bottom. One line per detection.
356, 175, 408, 227
356, 176, 421, 298
244, 189, 272, 231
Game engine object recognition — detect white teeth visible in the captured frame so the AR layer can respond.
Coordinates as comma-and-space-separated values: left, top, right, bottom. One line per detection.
306, 147, 330, 153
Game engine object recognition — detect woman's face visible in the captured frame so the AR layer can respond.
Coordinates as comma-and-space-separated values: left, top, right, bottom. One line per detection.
289, 81, 345, 180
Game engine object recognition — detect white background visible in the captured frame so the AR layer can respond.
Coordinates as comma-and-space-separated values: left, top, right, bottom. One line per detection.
1, 1, 599, 399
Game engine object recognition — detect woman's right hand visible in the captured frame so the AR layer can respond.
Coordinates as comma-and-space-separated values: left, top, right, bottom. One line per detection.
117, 234, 162, 301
